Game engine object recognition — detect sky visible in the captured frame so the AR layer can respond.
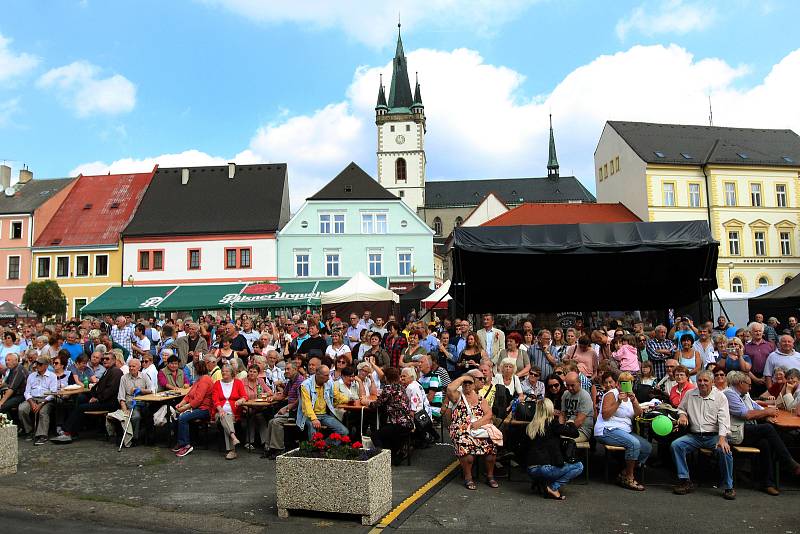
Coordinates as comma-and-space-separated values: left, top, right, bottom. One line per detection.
1, 0, 800, 208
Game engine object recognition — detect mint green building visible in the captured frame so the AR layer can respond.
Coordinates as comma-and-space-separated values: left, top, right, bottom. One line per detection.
276, 163, 434, 286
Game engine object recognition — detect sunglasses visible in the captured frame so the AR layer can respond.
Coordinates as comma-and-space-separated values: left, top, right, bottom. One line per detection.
547, 383, 560, 388
555, 371, 564, 375
529, 373, 541, 377
714, 372, 725, 377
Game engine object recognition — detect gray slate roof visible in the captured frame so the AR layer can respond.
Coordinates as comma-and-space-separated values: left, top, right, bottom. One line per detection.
309, 162, 397, 201
0, 178, 74, 215
608, 121, 800, 167
425, 176, 595, 208
123, 164, 290, 237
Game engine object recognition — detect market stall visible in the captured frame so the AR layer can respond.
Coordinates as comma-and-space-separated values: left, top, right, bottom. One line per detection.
321, 272, 399, 318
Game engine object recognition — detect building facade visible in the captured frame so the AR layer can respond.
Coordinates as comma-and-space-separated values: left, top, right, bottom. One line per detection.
121, 164, 289, 286
595, 121, 800, 293
277, 163, 434, 285
0, 165, 75, 304
32, 170, 155, 317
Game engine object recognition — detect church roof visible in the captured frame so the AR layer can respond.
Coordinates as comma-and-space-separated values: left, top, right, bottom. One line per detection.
424, 176, 595, 208
482, 202, 639, 226
309, 162, 398, 201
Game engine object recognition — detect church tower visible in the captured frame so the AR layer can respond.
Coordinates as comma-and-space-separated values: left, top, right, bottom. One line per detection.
376, 24, 426, 213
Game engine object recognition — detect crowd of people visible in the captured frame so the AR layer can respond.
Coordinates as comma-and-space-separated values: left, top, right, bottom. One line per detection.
1, 310, 800, 499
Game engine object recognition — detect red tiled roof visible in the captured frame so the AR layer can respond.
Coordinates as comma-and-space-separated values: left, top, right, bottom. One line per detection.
34, 169, 156, 247
482, 202, 641, 226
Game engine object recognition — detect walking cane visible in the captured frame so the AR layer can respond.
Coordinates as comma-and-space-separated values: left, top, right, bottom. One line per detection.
118, 388, 141, 452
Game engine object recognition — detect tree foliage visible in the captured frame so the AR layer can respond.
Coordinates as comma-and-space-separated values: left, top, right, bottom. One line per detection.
22, 280, 67, 318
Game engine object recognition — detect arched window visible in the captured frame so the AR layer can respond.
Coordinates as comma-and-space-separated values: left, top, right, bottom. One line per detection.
731, 277, 743, 293
758, 276, 769, 287
432, 217, 442, 236
395, 158, 407, 183
454, 216, 463, 227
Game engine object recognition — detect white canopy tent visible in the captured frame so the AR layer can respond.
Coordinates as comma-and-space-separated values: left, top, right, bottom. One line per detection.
421, 280, 452, 309
712, 285, 775, 328
321, 272, 399, 304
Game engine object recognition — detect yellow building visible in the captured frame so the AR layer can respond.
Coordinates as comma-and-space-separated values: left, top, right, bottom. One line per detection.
595, 121, 800, 293
31, 170, 155, 318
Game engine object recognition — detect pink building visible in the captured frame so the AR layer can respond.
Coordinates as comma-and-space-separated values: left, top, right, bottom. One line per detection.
0, 165, 76, 304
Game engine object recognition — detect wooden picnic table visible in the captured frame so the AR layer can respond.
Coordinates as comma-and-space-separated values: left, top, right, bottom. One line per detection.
773, 409, 800, 429
134, 388, 189, 403
339, 396, 378, 412
242, 398, 280, 409
46, 386, 90, 398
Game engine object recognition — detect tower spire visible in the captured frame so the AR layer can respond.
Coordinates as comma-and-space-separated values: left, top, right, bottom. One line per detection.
547, 114, 560, 179
387, 22, 413, 110
376, 73, 387, 111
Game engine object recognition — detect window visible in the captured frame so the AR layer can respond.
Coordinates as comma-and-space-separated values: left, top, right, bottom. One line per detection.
780, 231, 792, 256
398, 251, 412, 276
754, 231, 766, 256
74, 298, 87, 315
319, 213, 344, 234
662, 183, 675, 206
223, 248, 251, 269
75, 255, 89, 277
603, 164, 608, 178
688, 183, 701, 207
724, 182, 737, 206
731, 277, 743, 293
750, 183, 762, 207
390, 125, 395, 132
295, 253, 309, 277
406, 124, 410, 131
325, 252, 340, 277
10, 221, 22, 240
226, 248, 237, 268
728, 231, 740, 256
368, 252, 382, 276
395, 158, 407, 183
95, 255, 108, 277
776, 184, 787, 207
455, 216, 463, 227
398, 190, 404, 197
56, 256, 69, 277
758, 276, 769, 287
188, 249, 201, 270
37, 257, 50, 278
615, 157, 620, 172
361, 213, 387, 234
433, 217, 442, 236
240, 248, 250, 268
610, 160, 615, 175
138, 250, 163, 271
598, 167, 603, 182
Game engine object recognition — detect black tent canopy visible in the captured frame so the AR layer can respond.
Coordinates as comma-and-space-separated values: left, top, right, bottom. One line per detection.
399, 283, 434, 318
451, 220, 718, 312
748, 276, 800, 323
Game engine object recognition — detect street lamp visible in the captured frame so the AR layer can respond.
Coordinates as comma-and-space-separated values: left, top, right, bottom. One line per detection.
727, 262, 734, 290
411, 265, 417, 286
127, 275, 135, 287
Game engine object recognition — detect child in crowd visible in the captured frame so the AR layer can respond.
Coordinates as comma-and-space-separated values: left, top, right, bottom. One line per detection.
611, 334, 641, 375
639, 361, 657, 386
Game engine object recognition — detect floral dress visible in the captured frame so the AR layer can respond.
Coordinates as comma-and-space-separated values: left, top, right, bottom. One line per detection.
374, 383, 414, 430
449, 394, 497, 457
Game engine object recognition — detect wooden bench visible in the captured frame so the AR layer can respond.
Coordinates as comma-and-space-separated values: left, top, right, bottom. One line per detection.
602, 444, 647, 484
84, 410, 109, 440
575, 440, 590, 485
698, 445, 773, 488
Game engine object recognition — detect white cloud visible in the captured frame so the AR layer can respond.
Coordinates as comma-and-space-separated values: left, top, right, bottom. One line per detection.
0, 33, 40, 83
70, 149, 234, 176
37, 60, 136, 117
616, 0, 716, 41
200, 0, 538, 47
71, 44, 800, 210
0, 98, 21, 126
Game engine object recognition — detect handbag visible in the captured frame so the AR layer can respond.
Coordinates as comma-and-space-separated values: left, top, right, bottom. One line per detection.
560, 436, 579, 463
414, 409, 432, 430
460, 392, 492, 440
514, 397, 537, 422
360, 406, 379, 450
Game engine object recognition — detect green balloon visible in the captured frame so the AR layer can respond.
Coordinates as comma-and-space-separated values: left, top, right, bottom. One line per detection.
651, 415, 673, 436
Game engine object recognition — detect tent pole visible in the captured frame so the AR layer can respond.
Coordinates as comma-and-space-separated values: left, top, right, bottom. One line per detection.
712, 290, 730, 323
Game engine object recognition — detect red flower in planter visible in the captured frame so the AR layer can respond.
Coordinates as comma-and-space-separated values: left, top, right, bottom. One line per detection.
314, 440, 326, 449
312, 432, 324, 440
329, 433, 342, 441
340, 435, 351, 443
352, 441, 363, 449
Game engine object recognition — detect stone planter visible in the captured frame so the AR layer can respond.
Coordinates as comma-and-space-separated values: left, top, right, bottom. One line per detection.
0, 424, 18, 475
276, 448, 392, 525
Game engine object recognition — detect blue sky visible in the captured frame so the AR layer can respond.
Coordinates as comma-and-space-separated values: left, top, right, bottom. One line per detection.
1, 0, 799, 206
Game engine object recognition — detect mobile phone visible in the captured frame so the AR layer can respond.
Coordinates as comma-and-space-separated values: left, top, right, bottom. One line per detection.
620, 381, 633, 393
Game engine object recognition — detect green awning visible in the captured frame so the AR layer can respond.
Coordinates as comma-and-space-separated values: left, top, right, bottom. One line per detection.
80, 286, 178, 315
155, 284, 247, 312
230, 277, 390, 309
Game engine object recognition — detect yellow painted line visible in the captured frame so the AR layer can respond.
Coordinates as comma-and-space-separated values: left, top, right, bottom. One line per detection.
369, 460, 459, 533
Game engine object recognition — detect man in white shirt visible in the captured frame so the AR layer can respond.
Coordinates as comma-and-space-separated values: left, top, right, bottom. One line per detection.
264, 350, 285, 390
131, 324, 151, 360
18, 355, 58, 445
671, 369, 734, 499
764, 335, 800, 389
241, 319, 261, 353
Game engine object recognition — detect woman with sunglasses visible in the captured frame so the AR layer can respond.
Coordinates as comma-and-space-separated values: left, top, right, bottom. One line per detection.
544, 373, 564, 412
711, 364, 728, 391
446, 370, 499, 490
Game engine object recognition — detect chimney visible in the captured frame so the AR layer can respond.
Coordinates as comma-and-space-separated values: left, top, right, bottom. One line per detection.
18, 166, 33, 184
228, 162, 236, 179
0, 165, 10, 190
181, 168, 189, 185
